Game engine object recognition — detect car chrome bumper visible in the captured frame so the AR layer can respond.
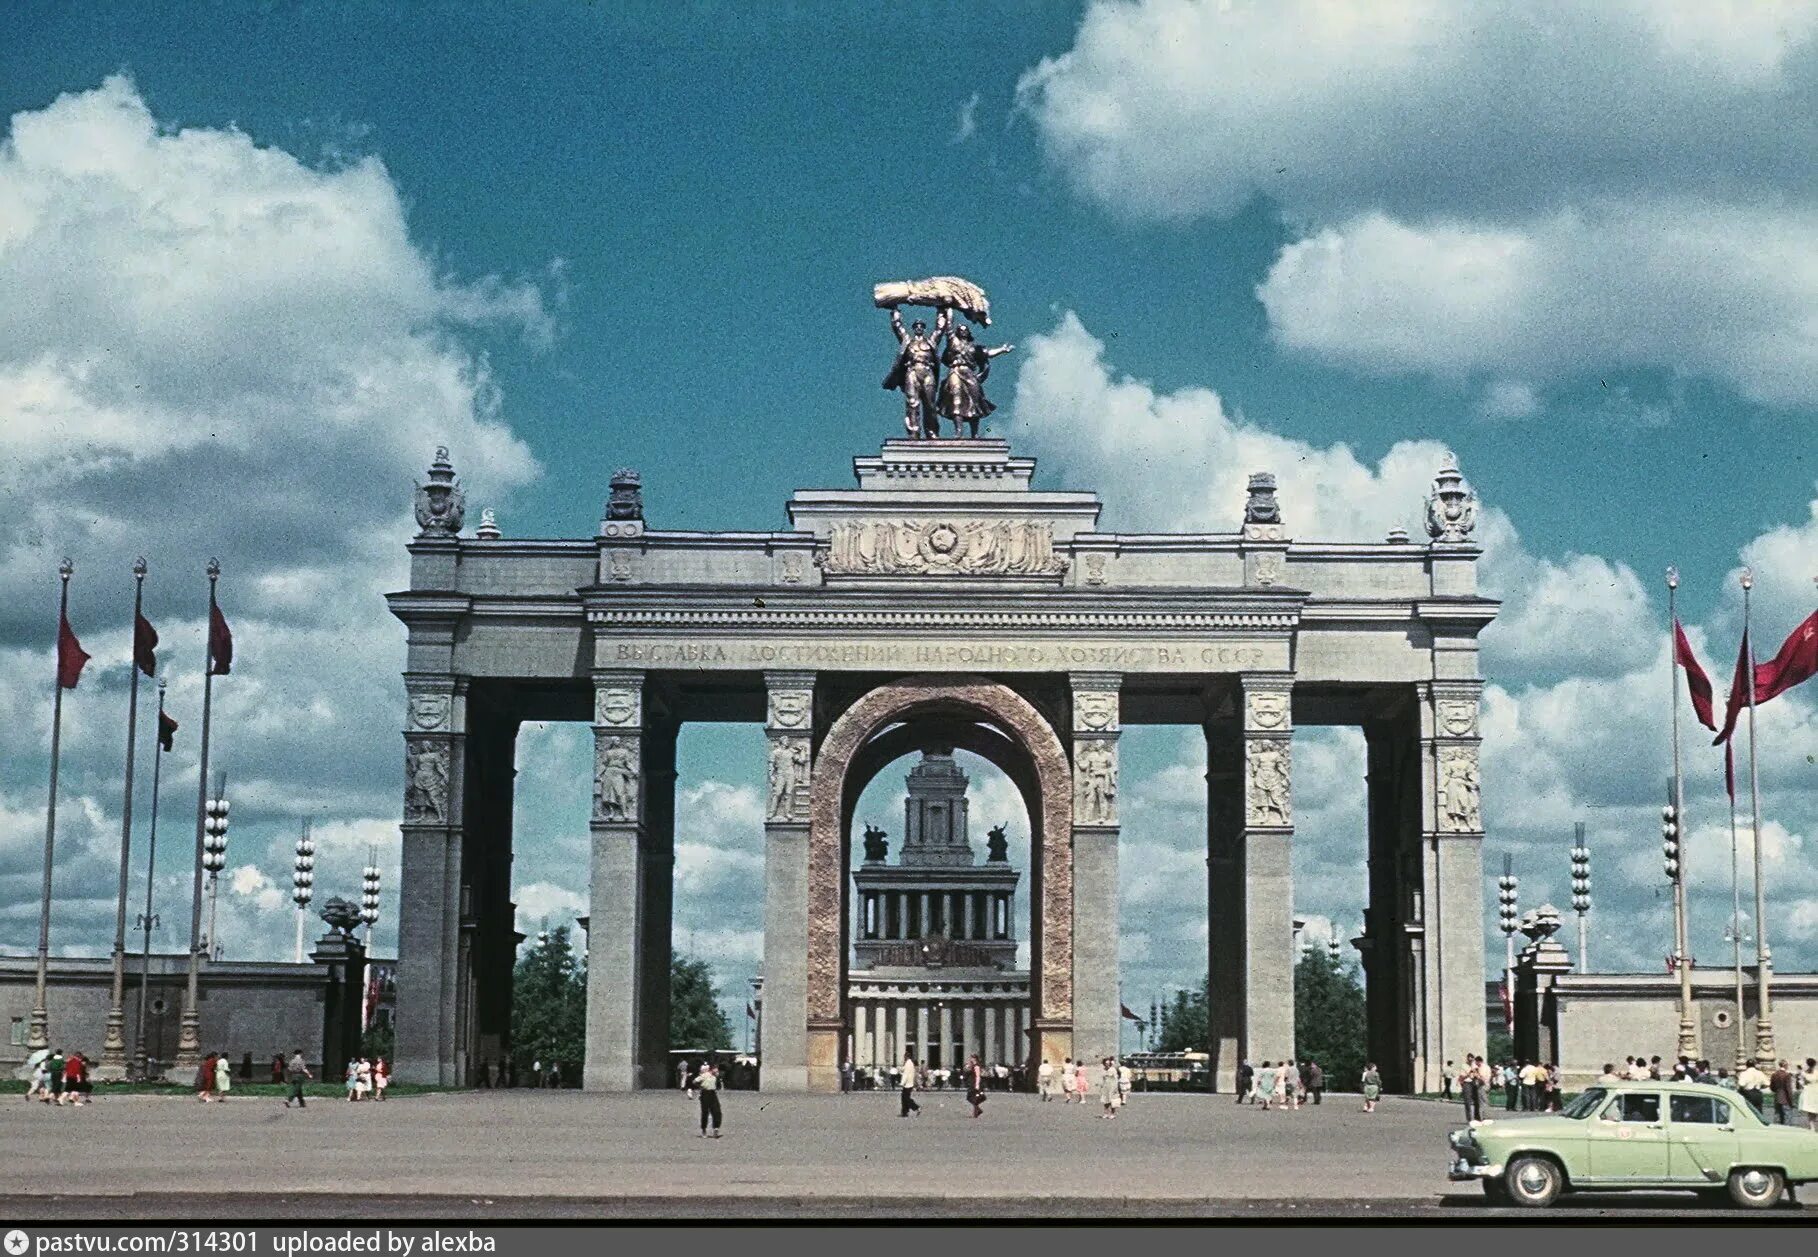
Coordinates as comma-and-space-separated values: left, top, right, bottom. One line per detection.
1449, 1157, 1504, 1181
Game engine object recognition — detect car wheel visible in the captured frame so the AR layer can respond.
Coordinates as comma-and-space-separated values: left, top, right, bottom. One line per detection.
1504, 1156, 1564, 1208
1726, 1167, 1785, 1210
1482, 1179, 1510, 1205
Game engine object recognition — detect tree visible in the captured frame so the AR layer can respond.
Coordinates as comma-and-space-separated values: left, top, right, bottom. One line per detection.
1294, 946, 1367, 1091
1156, 977, 1210, 1053
670, 955, 733, 1052
511, 926, 587, 1082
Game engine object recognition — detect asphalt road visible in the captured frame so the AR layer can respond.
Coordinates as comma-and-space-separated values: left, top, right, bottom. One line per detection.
3, 1090, 1807, 1221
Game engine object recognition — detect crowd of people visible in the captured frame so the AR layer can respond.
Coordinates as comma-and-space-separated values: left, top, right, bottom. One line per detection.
1229, 1058, 1385, 1111
1448, 1052, 1818, 1128
22, 1049, 93, 1104
343, 1055, 390, 1101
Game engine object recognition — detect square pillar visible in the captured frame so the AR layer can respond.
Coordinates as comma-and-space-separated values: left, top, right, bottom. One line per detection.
939, 1002, 954, 1070
584, 671, 664, 1090
1418, 682, 1487, 1091
895, 1003, 908, 1067
761, 671, 815, 1090
1209, 676, 1296, 1082
397, 675, 464, 1085
1070, 674, 1122, 1064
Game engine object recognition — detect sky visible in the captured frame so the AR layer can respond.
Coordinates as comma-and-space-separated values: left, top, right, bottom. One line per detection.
2, 1, 1815, 1049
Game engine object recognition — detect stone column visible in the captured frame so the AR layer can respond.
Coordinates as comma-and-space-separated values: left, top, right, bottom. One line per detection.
895, 1003, 908, 1067
1241, 675, 1296, 1064
939, 1003, 954, 1069
1419, 681, 1487, 1091
584, 671, 662, 1089
855, 1002, 870, 1070
1205, 706, 1243, 1091
1070, 674, 1122, 1065
397, 675, 463, 1085
916, 1004, 929, 1065
965, 1003, 979, 1066
983, 999, 998, 1065
761, 671, 815, 1090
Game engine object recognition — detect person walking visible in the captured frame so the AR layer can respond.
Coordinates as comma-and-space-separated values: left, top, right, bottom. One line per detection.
374, 1057, 390, 1101
1307, 1059, 1324, 1106
1798, 1060, 1818, 1132
1770, 1060, 1795, 1126
1073, 1059, 1088, 1104
966, 1054, 987, 1119
1502, 1062, 1519, 1111
1737, 1059, 1769, 1117
1456, 1056, 1478, 1122
692, 1061, 723, 1138
1361, 1063, 1382, 1113
1442, 1060, 1455, 1101
900, 1053, 921, 1117
1253, 1060, 1277, 1111
1235, 1060, 1254, 1104
1038, 1058, 1054, 1100
283, 1049, 311, 1109
1274, 1058, 1295, 1111
193, 1051, 212, 1103
270, 1053, 285, 1084
213, 1051, 232, 1102
1098, 1057, 1121, 1119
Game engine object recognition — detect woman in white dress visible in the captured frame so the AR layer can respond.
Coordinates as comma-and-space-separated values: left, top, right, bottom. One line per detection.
213, 1053, 232, 1102
1799, 1058, 1818, 1132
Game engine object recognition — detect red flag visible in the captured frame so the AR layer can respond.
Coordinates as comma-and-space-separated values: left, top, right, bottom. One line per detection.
1753, 608, 1818, 705
208, 603, 233, 676
1673, 619, 1717, 732
745, 1004, 756, 1020
56, 610, 91, 689
1120, 1003, 1142, 1022
133, 612, 159, 677
158, 710, 179, 752
1714, 628, 1750, 747
1724, 741, 1737, 802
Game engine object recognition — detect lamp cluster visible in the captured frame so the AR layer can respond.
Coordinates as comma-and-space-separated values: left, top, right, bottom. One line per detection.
1497, 871, 1519, 936
361, 861, 382, 929
292, 827, 315, 910
1661, 803, 1680, 883
202, 796, 230, 876
1570, 842, 1592, 915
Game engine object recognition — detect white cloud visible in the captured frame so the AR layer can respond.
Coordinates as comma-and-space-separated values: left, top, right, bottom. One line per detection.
952, 92, 980, 144
1258, 204, 1818, 408
1020, 1, 1818, 407
0, 77, 552, 964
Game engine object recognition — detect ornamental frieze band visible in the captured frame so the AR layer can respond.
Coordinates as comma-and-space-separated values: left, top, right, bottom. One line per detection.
819, 519, 1068, 577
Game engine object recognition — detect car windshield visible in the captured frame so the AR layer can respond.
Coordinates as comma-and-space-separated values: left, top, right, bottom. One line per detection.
1559, 1087, 1607, 1119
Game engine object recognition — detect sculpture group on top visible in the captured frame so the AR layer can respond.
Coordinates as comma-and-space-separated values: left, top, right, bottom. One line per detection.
876, 277, 1014, 439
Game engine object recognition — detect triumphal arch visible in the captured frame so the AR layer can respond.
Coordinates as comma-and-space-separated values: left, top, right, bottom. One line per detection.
387, 282, 1497, 1094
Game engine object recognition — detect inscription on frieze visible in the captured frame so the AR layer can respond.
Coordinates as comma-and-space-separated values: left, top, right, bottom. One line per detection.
820, 520, 1068, 577
608, 640, 1272, 670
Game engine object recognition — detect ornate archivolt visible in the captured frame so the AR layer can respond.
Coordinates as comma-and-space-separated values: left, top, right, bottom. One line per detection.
820, 519, 1069, 577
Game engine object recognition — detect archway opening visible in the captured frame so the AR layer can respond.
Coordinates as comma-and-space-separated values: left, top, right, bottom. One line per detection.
845, 746, 1032, 1085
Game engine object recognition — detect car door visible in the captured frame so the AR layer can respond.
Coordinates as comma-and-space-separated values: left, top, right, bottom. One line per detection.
1586, 1091, 1671, 1181
1667, 1093, 1739, 1185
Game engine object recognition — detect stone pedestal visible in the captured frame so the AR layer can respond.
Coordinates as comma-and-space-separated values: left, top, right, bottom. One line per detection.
311, 928, 367, 1082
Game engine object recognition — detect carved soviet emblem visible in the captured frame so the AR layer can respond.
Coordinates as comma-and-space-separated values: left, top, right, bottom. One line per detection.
1247, 692, 1287, 730
769, 691, 811, 728
408, 694, 449, 731
1075, 693, 1117, 731
1440, 701, 1477, 737
596, 689, 639, 727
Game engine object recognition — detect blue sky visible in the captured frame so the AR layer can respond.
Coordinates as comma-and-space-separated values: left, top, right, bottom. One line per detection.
3, 2, 1815, 1047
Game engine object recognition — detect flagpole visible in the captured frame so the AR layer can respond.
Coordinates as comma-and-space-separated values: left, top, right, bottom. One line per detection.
173, 558, 220, 1074
27, 558, 77, 1053
1665, 569, 1696, 1059
134, 676, 168, 1079
1740, 569, 1773, 1060
99, 559, 149, 1080
1727, 745, 1746, 1070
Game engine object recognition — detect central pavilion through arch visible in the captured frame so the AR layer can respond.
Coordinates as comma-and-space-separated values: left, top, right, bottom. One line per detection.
803, 677, 1077, 1090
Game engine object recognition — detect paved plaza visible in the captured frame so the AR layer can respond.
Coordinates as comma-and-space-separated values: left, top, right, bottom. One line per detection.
4, 1090, 1808, 1219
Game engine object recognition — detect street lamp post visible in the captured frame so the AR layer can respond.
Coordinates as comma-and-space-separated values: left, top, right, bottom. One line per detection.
292, 822, 315, 963
172, 558, 223, 1076
1497, 858, 1519, 1033
201, 778, 229, 960
100, 558, 149, 1080
1569, 824, 1591, 974
1739, 568, 1774, 1060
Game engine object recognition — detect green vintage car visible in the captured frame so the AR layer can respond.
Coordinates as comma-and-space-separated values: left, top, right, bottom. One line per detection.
1448, 1081, 1818, 1208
